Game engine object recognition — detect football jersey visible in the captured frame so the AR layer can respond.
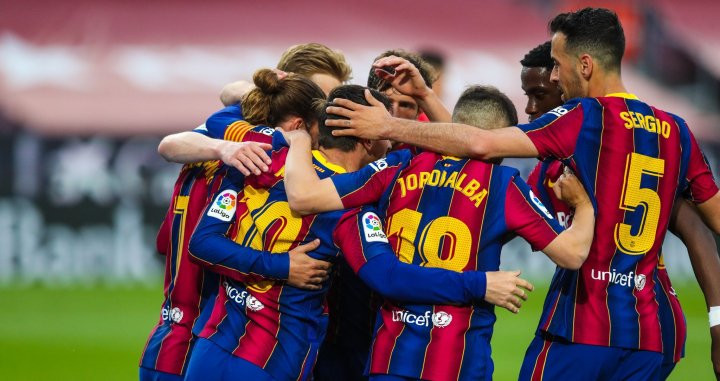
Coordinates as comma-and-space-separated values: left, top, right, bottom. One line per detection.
191, 134, 491, 381
140, 105, 273, 375
518, 93, 717, 352
330, 149, 564, 380
526, 159, 686, 364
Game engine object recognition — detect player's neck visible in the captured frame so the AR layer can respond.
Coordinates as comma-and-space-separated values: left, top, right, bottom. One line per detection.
316, 147, 362, 172
588, 71, 627, 98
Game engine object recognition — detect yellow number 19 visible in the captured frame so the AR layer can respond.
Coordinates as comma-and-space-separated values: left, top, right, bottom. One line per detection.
614, 152, 665, 255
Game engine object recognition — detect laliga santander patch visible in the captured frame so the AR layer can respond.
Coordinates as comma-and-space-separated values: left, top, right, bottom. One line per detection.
207, 190, 238, 221
362, 212, 388, 243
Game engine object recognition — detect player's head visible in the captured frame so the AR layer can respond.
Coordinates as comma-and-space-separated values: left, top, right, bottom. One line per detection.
242, 68, 325, 139
452, 85, 518, 129
549, 7, 625, 100
420, 49, 446, 99
317, 85, 392, 164
276, 43, 352, 95
367, 49, 436, 120
520, 41, 564, 122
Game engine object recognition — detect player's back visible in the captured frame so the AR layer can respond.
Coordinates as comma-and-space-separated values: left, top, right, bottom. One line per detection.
528, 94, 716, 352
198, 140, 347, 381
356, 151, 562, 380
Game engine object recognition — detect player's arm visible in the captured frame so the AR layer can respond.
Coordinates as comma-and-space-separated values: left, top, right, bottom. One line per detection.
283, 129, 403, 215
670, 199, 720, 376
697, 192, 720, 234
188, 169, 330, 290
281, 130, 343, 214
324, 91, 537, 159
219, 80, 254, 106
336, 208, 533, 313
371, 55, 451, 123
539, 173, 594, 269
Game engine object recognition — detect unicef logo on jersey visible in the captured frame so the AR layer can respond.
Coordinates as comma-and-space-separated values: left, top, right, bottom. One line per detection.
216, 192, 236, 210
161, 307, 184, 323
431, 311, 453, 328
391, 309, 453, 328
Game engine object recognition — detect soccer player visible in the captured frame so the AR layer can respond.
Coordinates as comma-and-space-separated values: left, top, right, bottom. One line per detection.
520, 40, 720, 380
185, 85, 521, 381
157, 43, 352, 175
281, 85, 596, 380
138, 69, 329, 381
322, 8, 720, 379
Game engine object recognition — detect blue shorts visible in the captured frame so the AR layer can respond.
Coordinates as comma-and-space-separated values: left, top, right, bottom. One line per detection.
138, 367, 184, 381
184, 338, 275, 381
519, 334, 663, 381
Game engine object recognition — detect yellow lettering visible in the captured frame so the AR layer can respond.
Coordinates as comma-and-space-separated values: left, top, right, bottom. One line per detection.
428, 170, 441, 186
406, 174, 418, 190
629, 112, 641, 128
661, 121, 671, 139
470, 188, 488, 207
620, 112, 633, 128
443, 172, 458, 188
454, 174, 467, 191
419, 172, 430, 189
397, 177, 407, 197
635, 112, 647, 130
644, 115, 656, 133
462, 179, 481, 197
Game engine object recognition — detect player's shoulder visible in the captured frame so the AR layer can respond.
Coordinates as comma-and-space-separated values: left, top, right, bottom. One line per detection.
366, 149, 412, 173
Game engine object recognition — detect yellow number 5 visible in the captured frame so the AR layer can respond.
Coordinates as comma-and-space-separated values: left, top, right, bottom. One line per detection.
614, 152, 665, 255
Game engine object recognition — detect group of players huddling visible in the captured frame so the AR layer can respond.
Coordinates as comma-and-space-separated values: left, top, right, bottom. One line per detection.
139, 7, 720, 381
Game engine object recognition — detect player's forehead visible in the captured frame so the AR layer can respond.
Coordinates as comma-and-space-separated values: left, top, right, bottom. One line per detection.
550, 33, 568, 60
521, 67, 552, 91
310, 73, 342, 96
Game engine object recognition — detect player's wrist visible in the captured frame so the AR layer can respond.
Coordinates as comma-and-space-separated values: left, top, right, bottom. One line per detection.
710, 306, 720, 327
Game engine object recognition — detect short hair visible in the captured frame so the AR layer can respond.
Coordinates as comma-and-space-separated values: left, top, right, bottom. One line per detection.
419, 49, 445, 72
367, 49, 436, 91
549, 7, 625, 72
452, 85, 518, 128
242, 68, 325, 126
520, 41, 554, 71
276, 43, 352, 82
317, 85, 392, 152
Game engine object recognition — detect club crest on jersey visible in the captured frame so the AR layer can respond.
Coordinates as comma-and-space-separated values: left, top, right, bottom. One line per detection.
529, 190, 554, 219
362, 212, 387, 243
208, 190, 237, 221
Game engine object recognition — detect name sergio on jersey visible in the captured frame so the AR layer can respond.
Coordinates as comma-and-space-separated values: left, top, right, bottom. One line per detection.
620, 111, 671, 139
396, 170, 488, 207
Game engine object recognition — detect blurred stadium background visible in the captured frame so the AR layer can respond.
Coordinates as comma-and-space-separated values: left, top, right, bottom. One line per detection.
0, 0, 718, 379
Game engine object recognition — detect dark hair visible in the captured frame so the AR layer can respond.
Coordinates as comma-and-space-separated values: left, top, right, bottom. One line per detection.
242, 68, 325, 126
452, 85, 518, 128
276, 43, 352, 82
317, 85, 392, 152
549, 7, 625, 72
520, 41, 554, 71
419, 49, 445, 71
366, 49, 436, 91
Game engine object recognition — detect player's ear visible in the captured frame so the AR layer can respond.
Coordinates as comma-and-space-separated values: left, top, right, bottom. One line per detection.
579, 54, 593, 79
360, 139, 374, 152
279, 116, 304, 132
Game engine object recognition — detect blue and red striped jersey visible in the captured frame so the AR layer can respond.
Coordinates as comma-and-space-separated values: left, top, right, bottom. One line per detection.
190, 134, 491, 381
518, 93, 716, 353
330, 149, 564, 380
526, 158, 686, 364
140, 106, 273, 375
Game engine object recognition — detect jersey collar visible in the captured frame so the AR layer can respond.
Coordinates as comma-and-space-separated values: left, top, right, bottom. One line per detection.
605, 92, 639, 100
311, 150, 347, 173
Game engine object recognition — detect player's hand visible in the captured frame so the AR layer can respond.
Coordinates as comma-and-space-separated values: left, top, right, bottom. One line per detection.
484, 270, 533, 314
326, 89, 393, 140
711, 325, 720, 379
553, 169, 591, 209
288, 239, 331, 290
218, 141, 272, 176
277, 127, 311, 146
372, 55, 432, 99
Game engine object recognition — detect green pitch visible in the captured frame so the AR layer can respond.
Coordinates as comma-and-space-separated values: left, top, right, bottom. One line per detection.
0, 281, 714, 380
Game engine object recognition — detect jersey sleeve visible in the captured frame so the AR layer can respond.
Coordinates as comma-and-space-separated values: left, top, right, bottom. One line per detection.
333, 206, 487, 304
682, 127, 719, 203
516, 99, 584, 160
331, 149, 410, 209
504, 175, 565, 251
245, 132, 289, 189
199, 104, 275, 144
188, 168, 290, 281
